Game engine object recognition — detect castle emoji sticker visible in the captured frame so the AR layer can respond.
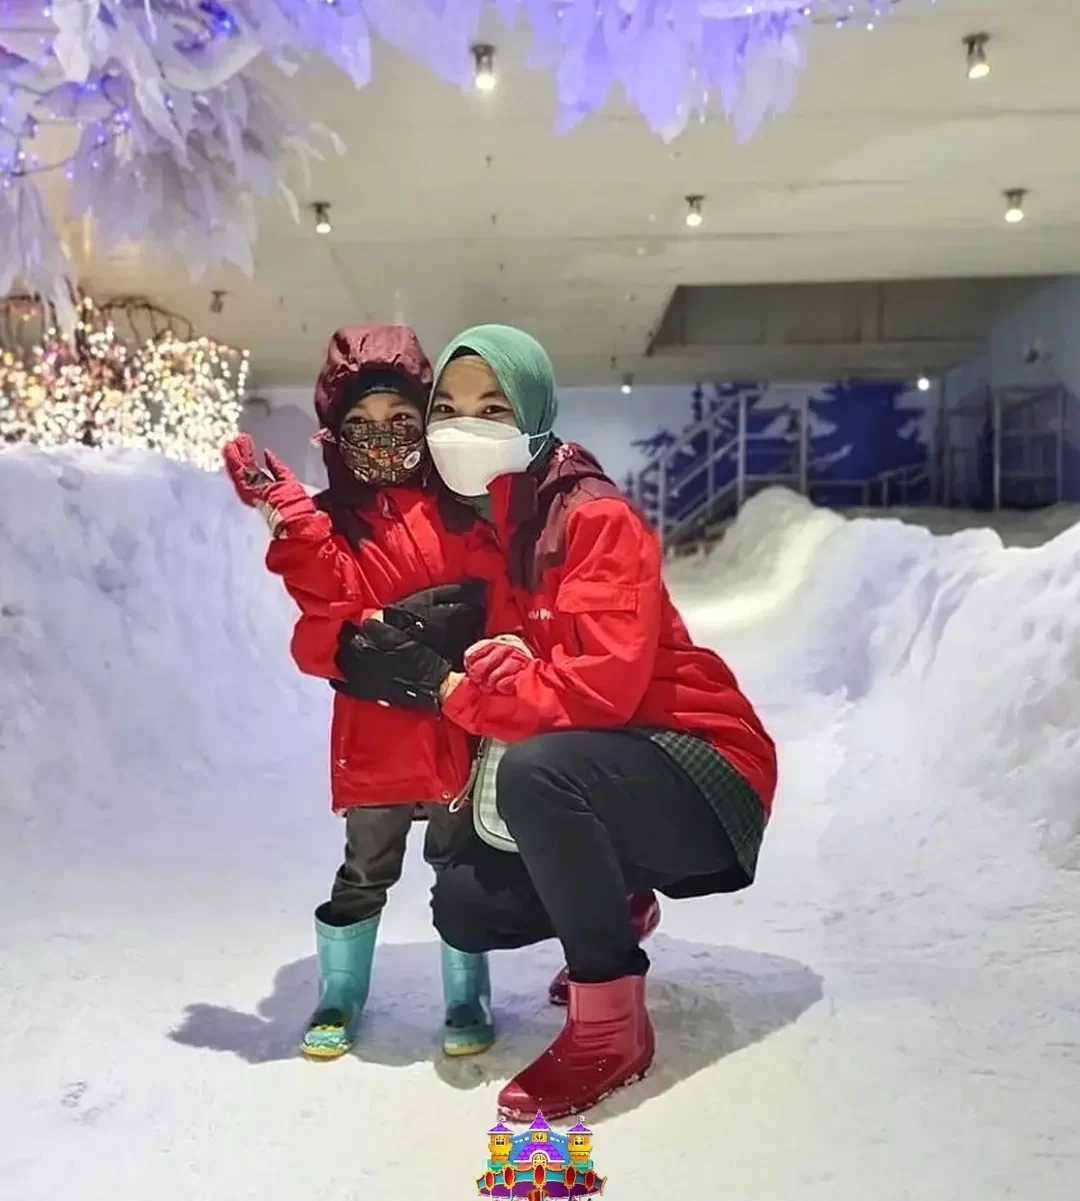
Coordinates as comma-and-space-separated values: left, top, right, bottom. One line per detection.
477, 1111, 606, 1198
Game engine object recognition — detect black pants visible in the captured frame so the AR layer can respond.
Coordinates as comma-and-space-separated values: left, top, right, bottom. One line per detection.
322, 803, 469, 927
431, 730, 739, 982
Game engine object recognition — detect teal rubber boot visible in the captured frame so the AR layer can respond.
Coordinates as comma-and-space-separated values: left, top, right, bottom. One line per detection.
301, 908, 380, 1060
440, 942, 495, 1057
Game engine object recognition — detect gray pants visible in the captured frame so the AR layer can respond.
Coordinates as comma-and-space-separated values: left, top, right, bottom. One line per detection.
321, 804, 469, 927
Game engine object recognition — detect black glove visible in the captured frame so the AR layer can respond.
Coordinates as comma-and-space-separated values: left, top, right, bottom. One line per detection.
380, 580, 486, 670
332, 618, 451, 712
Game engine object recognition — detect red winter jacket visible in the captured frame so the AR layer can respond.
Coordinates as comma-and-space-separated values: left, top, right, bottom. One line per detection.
265, 324, 505, 811
442, 443, 778, 813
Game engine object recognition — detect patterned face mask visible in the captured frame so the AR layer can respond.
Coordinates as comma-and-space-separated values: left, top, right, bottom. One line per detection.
335, 414, 425, 485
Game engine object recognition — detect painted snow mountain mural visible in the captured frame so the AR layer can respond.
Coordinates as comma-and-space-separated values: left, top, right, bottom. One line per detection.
624, 378, 937, 535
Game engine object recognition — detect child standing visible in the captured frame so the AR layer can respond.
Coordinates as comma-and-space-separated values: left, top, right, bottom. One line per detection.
223, 325, 503, 1061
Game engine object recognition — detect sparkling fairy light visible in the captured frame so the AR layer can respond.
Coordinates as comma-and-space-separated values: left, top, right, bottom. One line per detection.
0, 296, 249, 471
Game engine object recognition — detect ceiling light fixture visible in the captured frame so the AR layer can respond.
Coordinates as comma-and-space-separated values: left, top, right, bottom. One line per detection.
916, 375, 931, 392
1004, 189, 1027, 224
472, 43, 497, 93
685, 195, 704, 228
963, 33, 991, 80
621, 374, 634, 395
313, 202, 332, 235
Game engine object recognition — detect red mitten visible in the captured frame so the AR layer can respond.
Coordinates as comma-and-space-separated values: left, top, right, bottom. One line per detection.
464, 639, 530, 695
222, 435, 315, 536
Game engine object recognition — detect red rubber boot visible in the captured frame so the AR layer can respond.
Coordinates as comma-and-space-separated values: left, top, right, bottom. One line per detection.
548, 890, 661, 1006
498, 975, 655, 1122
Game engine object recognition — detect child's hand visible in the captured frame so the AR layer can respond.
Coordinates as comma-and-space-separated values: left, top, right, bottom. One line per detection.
334, 619, 451, 711
222, 435, 315, 536
381, 581, 487, 669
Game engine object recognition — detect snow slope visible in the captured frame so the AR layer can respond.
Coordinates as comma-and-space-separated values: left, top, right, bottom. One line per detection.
2, 448, 1079, 1201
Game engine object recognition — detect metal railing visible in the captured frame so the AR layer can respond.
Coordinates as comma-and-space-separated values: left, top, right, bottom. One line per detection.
628, 393, 811, 549
810, 462, 930, 508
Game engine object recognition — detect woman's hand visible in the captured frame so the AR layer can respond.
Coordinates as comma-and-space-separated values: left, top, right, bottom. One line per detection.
463, 635, 533, 695
222, 435, 315, 537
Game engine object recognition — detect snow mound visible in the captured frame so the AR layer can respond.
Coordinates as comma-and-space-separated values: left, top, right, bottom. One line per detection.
0, 446, 329, 856
666, 488, 844, 633
677, 487, 1080, 941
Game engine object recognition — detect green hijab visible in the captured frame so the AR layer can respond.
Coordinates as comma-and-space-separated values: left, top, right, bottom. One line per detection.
432, 324, 559, 452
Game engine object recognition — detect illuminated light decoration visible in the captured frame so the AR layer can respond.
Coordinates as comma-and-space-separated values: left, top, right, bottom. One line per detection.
0, 1, 936, 314
0, 296, 249, 471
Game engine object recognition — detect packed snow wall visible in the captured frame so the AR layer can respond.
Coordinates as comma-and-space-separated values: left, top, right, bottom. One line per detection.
0, 447, 332, 882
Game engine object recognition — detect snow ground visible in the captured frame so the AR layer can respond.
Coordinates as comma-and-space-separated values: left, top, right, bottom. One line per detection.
1, 447, 1079, 1201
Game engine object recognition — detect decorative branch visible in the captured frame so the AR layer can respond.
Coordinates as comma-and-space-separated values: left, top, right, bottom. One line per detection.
0, 1, 926, 325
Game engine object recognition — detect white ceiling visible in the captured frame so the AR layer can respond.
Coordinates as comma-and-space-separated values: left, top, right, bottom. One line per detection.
69, 0, 1080, 389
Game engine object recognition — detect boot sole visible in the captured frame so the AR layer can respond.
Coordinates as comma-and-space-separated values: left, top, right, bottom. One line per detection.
442, 1036, 495, 1058
300, 1043, 352, 1061
496, 1062, 651, 1123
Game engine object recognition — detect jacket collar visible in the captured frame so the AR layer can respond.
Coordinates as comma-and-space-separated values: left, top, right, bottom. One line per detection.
486, 440, 612, 538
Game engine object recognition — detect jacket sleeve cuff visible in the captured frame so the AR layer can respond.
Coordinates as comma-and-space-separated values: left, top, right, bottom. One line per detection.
440, 674, 484, 735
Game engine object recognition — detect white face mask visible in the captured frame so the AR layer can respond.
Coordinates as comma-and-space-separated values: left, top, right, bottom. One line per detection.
426, 416, 539, 497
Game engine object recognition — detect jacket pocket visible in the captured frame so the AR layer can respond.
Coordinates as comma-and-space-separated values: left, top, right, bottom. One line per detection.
555, 578, 638, 614
553, 579, 639, 657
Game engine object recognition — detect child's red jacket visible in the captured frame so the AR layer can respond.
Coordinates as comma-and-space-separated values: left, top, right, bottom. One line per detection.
265, 323, 503, 811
